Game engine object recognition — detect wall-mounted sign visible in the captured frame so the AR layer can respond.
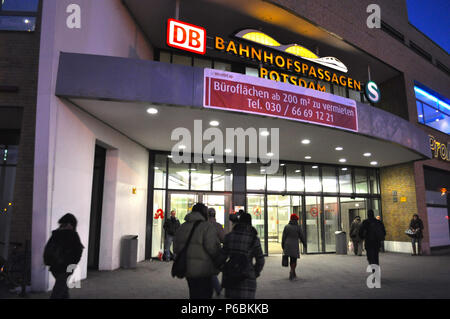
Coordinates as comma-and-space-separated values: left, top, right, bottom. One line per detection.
364, 81, 380, 103
400, 197, 407, 202
429, 135, 450, 162
154, 209, 164, 219
204, 68, 358, 132
215, 36, 362, 93
166, 19, 206, 55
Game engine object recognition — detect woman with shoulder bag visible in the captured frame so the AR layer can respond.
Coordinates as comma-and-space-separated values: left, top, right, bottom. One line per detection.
282, 214, 305, 281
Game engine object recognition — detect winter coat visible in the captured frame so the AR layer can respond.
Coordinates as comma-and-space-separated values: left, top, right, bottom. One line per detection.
359, 218, 386, 248
43, 228, 84, 274
350, 220, 362, 242
208, 216, 225, 243
223, 223, 265, 299
163, 217, 180, 237
173, 211, 221, 278
281, 220, 305, 258
409, 218, 424, 239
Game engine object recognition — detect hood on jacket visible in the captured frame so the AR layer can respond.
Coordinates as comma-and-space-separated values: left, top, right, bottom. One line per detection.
289, 220, 298, 226
185, 211, 206, 222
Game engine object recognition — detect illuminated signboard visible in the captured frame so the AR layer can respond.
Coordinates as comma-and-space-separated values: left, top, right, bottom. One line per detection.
166, 19, 206, 55
204, 68, 358, 132
166, 20, 366, 95
429, 135, 450, 162
365, 81, 381, 103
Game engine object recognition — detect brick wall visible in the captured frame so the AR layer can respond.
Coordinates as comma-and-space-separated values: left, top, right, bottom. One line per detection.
0, 2, 42, 245
380, 163, 419, 242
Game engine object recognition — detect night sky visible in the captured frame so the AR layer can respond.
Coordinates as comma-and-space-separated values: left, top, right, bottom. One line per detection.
406, 0, 450, 53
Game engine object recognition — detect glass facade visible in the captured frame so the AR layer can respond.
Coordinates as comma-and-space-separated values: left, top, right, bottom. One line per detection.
0, 0, 38, 32
415, 86, 450, 134
151, 152, 381, 255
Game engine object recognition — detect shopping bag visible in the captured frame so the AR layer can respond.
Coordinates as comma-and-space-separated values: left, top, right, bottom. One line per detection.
282, 255, 289, 267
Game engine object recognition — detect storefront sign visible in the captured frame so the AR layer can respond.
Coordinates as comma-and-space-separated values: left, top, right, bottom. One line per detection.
154, 209, 164, 219
167, 19, 206, 55
214, 37, 363, 93
310, 207, 319, 217
364, 81, 381, 103
204, 69, 358, 132
429, 135, 450, 162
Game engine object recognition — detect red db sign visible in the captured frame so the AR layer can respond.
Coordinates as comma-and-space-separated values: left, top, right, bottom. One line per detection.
167, 19, 206, 55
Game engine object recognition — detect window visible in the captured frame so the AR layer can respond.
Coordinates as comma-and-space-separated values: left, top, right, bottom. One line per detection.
322, 166, 337, 193
286, 164, 304, 192
380, 21, 405, 43
246, 164, 266, 191
415, 86, 450, 134
409, 42, 432, 62
154, 154, 167, 189
212, 163, 233, 192
0, 0, 38, 31
339, 168, 352, 193
304, 165, 321, 193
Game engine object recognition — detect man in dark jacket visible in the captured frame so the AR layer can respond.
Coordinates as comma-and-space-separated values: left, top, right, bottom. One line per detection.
359, 210, 386, 266
163, 210, 180, 261
43, 213, 84, 299
409, 214, 424, 255
350, 216, 363, 256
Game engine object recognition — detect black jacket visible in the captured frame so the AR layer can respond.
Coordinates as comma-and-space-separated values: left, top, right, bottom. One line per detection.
164, 217, 181, 236
409, 218, 424, 239
359, 218, 386, 245
43, 229, 84, 273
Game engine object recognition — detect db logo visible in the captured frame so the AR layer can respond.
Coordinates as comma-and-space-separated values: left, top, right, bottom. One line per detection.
167, 19, 206, 55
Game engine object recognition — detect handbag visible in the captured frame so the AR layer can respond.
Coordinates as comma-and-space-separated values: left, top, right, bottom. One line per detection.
282, 255, 289, 267
405, 229, 416, 237
171, 221, 201, 279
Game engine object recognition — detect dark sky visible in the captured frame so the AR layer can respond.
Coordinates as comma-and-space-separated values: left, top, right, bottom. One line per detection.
406, 0, 450, 53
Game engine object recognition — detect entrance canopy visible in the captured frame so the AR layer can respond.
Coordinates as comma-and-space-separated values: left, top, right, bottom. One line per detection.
55, 53, 431, 167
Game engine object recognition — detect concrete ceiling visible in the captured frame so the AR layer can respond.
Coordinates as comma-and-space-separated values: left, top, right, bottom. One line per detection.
123, 0, 400, 84
69, 98, 423, 168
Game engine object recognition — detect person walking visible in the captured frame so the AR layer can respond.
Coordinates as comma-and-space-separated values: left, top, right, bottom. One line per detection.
409, 214, 424, 256
350, 216, 363, 256
43, 213, 84, 299
163, 209, 180, 261
359, 209, 386, 266
281, 214, 305, 281
173, 203, 222, 299
207, 207, 225, 296
222, 212, 265, 299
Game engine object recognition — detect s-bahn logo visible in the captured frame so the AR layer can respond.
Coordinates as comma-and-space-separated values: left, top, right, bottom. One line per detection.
167, 19, 206, 55
365, 81, 380, 103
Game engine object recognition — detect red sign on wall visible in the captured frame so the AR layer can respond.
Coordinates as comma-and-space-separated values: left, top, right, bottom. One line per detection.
167, 19, 206, 55
203, 69, 358, 132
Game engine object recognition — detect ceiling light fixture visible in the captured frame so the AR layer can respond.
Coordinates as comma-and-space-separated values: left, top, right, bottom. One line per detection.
146, 107, 158, 115
301, 139, 311, 144
209, 120, 219, 126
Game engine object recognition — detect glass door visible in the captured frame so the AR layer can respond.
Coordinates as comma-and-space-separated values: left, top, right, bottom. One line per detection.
267, 195, 302, 254
168, 192, 198, 224
305, 196, 322, 253
247, 194, 266, 254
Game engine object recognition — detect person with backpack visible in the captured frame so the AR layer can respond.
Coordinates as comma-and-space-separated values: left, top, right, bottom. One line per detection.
281, 214, 305, 281
43, 213, 84, 299
350, 216, 363, 256
163, 209, 180, 261
173, 203, 222, 299
222, 211, 265, 299
359, 209, 386, 266
409, 214, 424, 256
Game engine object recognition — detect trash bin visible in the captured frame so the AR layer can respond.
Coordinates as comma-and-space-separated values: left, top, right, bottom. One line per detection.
335, 231, 347, 255
121, 235, 138, 269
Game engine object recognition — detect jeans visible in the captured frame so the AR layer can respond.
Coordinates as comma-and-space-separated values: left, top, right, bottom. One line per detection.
164, 235, 174, 260
50, 271, 71, 299
365, 241, 381, 266
187, 277, 213, 299
412, 237, 422, 254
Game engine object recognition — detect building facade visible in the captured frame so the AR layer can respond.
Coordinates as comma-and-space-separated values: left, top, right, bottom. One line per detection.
0, 0, 448, 292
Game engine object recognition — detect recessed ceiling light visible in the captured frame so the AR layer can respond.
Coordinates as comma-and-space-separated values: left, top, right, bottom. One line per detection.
363, 152, 372, 157
339, 158, 347, 163
301, 139, 311, 144
154, 167, 159, 170
167, 155, 173, 158
260, 131, 270, 136
207, 158, 214, 162
24, 19, 30, 24
225, 168, 232, 172
209, 120, 219, 126
355, 203, 360, 207
335, 147, 343, 151
178, 145, 186, 150
224, 148, 232, 153
419, 115, 423, 118
295, 169, 301, 173
266, 152, 274, 157
305, 156, 311, 159
190, 168, 197, 171
146, 107, 158, 114
312, 165, 318, 169
280, 163, 285, 166
436, 119, 440, 122
260, 169, 266, 173
341, 168, 348, 171
246, 160, 251, 164
370, 161, 378, 166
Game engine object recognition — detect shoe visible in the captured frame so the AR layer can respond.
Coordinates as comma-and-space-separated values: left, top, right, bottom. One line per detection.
289, 272, 293, 281
411, 253, 416, 256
